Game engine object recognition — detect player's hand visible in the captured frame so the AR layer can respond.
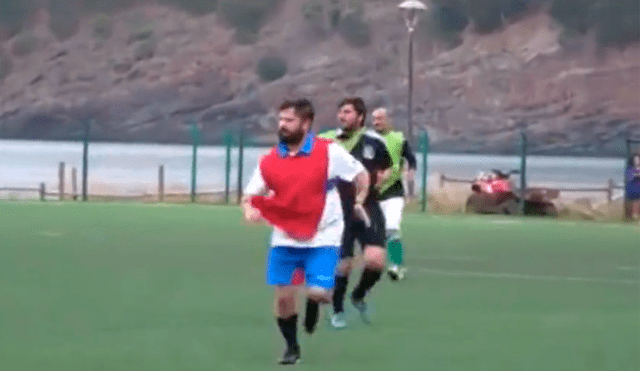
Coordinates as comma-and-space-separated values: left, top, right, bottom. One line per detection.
242, 202, 263, 223
353, 203, 371, 228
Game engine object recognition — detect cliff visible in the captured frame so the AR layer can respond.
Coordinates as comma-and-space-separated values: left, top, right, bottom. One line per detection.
0, 1, 638, 156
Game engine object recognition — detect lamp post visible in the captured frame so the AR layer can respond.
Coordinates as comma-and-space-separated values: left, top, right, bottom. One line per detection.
398, 0, 427, 147
399, 0, 427, 198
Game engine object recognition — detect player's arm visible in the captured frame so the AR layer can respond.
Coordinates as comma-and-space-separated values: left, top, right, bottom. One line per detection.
402, 139, 417, 180
241, 164, 267, 223
375, 138, 394, 186
328, 142, 370, 223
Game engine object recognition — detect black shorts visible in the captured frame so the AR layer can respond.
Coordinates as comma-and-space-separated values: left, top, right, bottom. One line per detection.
340, 201, 386, 259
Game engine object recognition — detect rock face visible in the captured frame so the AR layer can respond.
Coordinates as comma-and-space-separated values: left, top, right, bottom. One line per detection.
0, 2, 638, 156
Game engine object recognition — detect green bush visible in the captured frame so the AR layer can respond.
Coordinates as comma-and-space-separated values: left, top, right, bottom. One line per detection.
302, 1, 324, 21
49, 0, 80, 41
0, 51, 12, 83
161, 0, 218, 15
257, 56, 287, 82
0, 1, 37, 38
422, 3, 468, 48
133, 37, 157, 61
80, 0, 140, 13
550, 0, 639, 48
129, 22, 155, 43
595, 1, 640, 47
338, 14, 371, 48
93, 14, 113, 40
217, 0, 278, 34
11, 31, 38, 57
234, 28, 259, 45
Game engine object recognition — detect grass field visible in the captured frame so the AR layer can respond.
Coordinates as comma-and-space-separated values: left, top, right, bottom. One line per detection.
0, 202, 638, 371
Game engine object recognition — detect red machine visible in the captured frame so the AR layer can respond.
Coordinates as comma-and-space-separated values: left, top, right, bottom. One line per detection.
465, 170, 558, 217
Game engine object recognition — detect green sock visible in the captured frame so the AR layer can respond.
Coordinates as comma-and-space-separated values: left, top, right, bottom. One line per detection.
387, 239, 404, 266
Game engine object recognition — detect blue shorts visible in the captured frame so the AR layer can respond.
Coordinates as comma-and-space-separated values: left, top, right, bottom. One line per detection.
266, 246, 339, 289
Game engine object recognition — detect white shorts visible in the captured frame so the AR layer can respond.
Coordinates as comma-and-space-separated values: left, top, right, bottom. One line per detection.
379, 197, 405, 231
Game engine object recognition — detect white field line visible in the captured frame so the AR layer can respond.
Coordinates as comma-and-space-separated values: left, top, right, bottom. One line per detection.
414, 255, 489, 262
617, 266, 640, 271
414, 267, 639, 286
39, 231, 62, 237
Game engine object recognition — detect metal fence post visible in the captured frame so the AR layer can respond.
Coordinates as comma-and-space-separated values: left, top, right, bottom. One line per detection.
420, 131, 429, 213
519, 130, 528, 216
237, 124, 245, 204
58, 162, 65, 201
81, 119, 91, 202
40, 182, 46, 202
224, 131, 232, 205
189, 122, 200, 203
158, 165, 165, 203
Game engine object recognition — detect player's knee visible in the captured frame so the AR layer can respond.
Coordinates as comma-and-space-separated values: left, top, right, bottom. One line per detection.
363, 246, 386, 271
307, 286, 331, 304
386, 229, 401, 241
337, 258, 353, 276
274, 287, 297, 317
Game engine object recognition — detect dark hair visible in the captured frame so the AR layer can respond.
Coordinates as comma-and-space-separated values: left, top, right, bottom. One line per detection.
279, 98, 315, 123
338, 97, 367, 127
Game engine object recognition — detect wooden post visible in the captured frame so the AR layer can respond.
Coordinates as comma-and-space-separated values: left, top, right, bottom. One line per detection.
158, 165, 165, 202
39, 182, 46, 201
58, 162, 65, 201
607, 178, 614, 203
71, 167, 78, 201
439, 173, 445, 188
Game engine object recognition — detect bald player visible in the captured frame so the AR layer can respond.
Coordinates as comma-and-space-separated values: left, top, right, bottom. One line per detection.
372, 108, 417, 281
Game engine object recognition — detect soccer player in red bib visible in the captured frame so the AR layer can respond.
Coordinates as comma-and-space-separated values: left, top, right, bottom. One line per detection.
242, 98, 369, 365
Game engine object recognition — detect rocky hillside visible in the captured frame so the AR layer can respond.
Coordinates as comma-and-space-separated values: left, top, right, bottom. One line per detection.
0, 0, 638, 156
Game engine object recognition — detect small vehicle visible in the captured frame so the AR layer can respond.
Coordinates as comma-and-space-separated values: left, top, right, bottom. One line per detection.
464, 169, 558, 217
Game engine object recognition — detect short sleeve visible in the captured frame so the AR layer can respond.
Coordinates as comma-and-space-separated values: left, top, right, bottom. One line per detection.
244, 162, 267, 196
328, 142, 365, 182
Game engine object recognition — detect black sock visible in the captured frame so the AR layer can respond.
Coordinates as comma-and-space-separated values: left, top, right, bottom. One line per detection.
277, 315, 298, 348
332, 275, 348, 313
352, 268, 382, 301
304, 299, 320, 334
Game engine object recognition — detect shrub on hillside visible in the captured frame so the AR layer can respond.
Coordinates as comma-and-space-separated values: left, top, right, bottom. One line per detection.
93, 14, 113, 40
162, 0, 218, 15
0, 1, 38, 39
338, 13, 371, 48
11, 31, 39, 57
0, 51, 12, 83
257, 56, 287, 82
217, 0, 278, 34
234, 28, 259, 45
49, 0, 80, 41
133, 37, 157, 61
550, 0, 639, 48
80, 0, 140, 13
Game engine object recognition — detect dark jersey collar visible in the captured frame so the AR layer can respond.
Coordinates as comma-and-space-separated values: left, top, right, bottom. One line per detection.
276, 132, 315, 158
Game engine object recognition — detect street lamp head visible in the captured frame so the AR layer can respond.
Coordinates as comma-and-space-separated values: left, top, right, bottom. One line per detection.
398, 0, 428, 32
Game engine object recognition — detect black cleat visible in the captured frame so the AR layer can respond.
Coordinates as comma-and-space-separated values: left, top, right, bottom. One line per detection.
387, 265, 400, 281
278, 344, 301, 365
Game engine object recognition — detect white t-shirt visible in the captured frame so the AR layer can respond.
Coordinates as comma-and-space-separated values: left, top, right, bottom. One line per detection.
245, 142, 365, 248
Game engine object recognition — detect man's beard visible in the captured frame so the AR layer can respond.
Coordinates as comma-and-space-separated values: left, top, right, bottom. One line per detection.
340, 119, 360, 135
278, 128, 305, 145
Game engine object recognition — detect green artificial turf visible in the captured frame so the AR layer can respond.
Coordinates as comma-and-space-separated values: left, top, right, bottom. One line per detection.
0, 202, 638, 371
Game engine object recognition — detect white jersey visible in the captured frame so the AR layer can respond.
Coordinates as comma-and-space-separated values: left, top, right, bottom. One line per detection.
245, 141, 365, 248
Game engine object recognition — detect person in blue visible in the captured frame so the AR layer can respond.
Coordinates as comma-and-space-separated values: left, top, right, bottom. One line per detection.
626, 154, 640, 221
